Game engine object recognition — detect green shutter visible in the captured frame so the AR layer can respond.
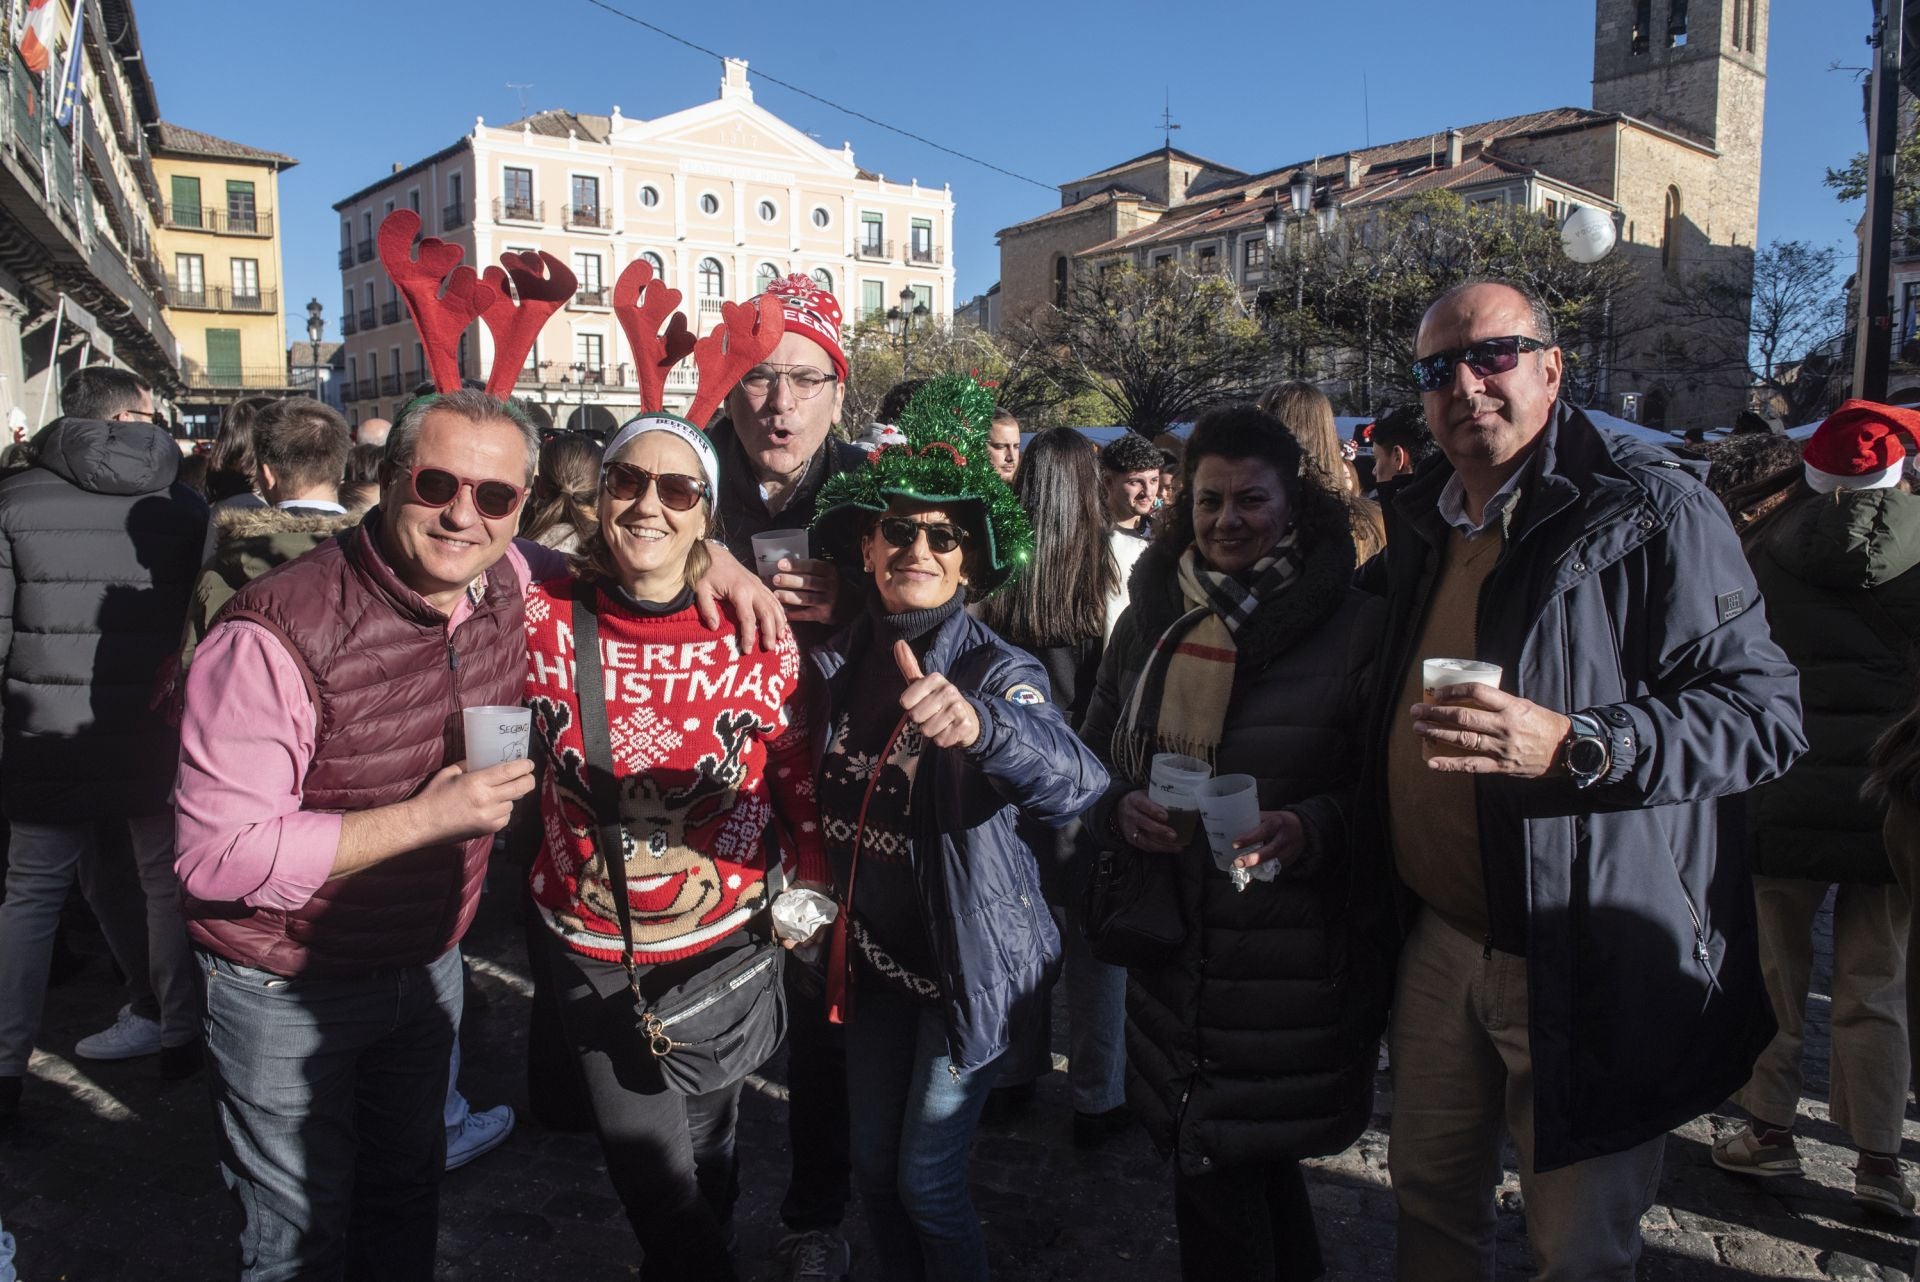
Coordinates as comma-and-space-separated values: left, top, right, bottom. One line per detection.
170, 175, 201, 228
862, 279, 884, 319
205, 329, 241, 383
225, 180, 256, 232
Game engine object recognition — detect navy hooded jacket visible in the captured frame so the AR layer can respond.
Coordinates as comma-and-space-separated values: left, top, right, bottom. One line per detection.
811, 602, 1109, 1073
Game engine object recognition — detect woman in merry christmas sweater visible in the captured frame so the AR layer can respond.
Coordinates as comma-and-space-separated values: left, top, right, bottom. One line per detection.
523, 413, 825, 1282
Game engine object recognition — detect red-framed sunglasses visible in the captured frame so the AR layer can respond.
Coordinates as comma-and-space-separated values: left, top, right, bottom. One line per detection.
406, 466, 527, 520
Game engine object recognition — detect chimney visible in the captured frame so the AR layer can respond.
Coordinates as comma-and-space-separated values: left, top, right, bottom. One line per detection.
1445, 128, 1464, 167
1345, 154, 1362, 188
391, 163, 402, 175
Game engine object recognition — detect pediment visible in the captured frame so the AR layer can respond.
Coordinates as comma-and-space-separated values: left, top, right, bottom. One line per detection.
610, 100, 855, 178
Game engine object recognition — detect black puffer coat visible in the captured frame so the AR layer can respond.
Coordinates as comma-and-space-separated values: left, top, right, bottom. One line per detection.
0, 417, 207, 820
1079, 485, 1392, 1175
1745, 485, 1920, 883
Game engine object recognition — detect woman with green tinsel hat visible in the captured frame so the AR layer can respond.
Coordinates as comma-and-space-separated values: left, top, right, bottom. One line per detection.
800, 374, 1108, 1281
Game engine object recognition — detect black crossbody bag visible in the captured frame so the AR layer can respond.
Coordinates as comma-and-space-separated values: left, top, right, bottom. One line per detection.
571, 593, 786, 1095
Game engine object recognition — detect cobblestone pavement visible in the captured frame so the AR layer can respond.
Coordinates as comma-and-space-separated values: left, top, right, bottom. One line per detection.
2, 872, 1914, 1280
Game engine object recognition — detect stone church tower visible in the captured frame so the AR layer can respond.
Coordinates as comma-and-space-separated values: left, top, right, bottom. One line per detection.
1592, 0, 1769, 425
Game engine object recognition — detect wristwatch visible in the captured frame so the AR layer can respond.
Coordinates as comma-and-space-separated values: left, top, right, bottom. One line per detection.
1561, 712, 1610, 789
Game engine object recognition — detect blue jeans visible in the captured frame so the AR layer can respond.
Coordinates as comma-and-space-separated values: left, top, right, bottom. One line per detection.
200, 946, 462, 1282
843, 981, 1002, 1282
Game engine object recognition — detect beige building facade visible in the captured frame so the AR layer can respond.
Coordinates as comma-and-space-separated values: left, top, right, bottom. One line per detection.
997, 0, 1768, 432
333, 58, 955, 429
151, 123, 296, 432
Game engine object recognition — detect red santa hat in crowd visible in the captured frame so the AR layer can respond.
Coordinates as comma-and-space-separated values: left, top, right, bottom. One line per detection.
1802, 400, 1920, 494
753, 273, 847, 382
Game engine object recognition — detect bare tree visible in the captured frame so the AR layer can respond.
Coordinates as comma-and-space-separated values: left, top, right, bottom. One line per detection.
1014, 262, 1272, 436
1663, 239, 1846, 424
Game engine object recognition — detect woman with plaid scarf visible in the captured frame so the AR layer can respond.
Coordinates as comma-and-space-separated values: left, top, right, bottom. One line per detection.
1079, 402, 1395, 1281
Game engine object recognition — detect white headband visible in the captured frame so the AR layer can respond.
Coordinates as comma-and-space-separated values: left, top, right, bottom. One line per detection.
602, 414, 721, 500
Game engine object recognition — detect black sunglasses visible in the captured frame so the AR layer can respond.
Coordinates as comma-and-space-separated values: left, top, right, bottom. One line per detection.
877, 516, 969, 555
1409, 335, 1548, 393
601, 461, 708, 512
408, 466, 526, 521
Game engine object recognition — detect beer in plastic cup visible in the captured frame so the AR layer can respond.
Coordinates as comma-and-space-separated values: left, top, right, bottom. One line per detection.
1196, 774, 1260, 871
751, 529, 810, 584
463, 705, 532, 769
1420, 659, 1503, 760
1149, 752, 1210, 845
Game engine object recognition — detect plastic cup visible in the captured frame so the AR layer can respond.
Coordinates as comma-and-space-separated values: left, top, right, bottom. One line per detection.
1420, 659, 1502, 760
751, 529, 810, 583
463, 705, 532, 769
1196, 774, 1260, 871
1149, 752, 1211, 846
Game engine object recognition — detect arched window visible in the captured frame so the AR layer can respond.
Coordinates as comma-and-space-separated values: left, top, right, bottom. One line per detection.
698, 257, 724, 297
1053, 254, 1069, 307
755, 261, 782, 293
638, 250, 665, 278
1662, 186, 1682, 273
812, 267, 834, 294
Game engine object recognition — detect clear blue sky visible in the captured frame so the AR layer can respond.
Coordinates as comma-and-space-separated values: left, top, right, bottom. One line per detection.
137, 0, 1869, 348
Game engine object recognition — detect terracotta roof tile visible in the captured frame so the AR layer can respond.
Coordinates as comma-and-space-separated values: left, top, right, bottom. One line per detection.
152, 122, 296, 168
499, 110, 612, 143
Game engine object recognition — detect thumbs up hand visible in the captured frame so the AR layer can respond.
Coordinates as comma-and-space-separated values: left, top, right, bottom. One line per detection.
894, 640, 981, 750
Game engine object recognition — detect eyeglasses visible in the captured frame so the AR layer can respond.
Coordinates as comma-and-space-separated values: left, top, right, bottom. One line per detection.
601, 461, 708, 511
1409, 335, 1549, 393
407, 466, 526, 520
737, 364, 837, 401
877, 516, 969, 555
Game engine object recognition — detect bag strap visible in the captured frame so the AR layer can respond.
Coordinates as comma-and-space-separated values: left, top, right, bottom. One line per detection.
571, 591, 646, 998
826, 710, 912, 1023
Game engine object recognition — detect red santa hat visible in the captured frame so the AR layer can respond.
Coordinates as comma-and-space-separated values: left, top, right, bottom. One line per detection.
751, 273, 847, 382
1802, 400, 1920, 494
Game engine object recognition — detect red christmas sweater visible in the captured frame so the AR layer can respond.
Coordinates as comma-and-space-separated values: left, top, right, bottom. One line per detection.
523, 576, 826, 964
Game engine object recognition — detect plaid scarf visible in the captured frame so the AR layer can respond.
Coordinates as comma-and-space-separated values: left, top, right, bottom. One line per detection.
1112, 530, 1303, 782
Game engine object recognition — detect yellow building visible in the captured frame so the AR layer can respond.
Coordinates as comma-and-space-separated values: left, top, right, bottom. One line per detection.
151, 122, 297, 433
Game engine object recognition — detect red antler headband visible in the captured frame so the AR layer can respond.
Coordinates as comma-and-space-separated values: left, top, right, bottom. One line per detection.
684, 295, 785, 427
376, 210, 499, 394
611, 258, 695, 415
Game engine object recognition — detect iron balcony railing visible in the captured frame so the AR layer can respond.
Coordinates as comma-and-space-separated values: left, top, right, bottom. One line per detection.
494, 197, 543, 224
565, 204, 611, 230
162, 205, 273, 237
443, 201, 467, 230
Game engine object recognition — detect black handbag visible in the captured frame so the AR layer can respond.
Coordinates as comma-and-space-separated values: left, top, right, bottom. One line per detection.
572, 594, 786, 1095
1081, 830, 1183, 969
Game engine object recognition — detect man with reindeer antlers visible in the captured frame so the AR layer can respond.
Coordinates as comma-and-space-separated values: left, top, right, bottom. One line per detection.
172, 210, 786, 1280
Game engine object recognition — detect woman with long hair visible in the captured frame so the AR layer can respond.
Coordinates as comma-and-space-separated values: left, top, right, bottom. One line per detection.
521, 431, 602, 553
521, 411, 826, 1282
1712, 402, 1920, 1215
1257, 381, 1386, 561
205, 395, 276, 506
807, 376, 1107, 1282
976, 426, 1133, 1143
1079, 401, 1390, 1280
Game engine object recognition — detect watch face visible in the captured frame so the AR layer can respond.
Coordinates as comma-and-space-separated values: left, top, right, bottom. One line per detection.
1568, 737, 1607, 776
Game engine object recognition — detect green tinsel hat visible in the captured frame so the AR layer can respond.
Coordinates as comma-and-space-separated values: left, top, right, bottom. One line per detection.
811, 374, 1034, 596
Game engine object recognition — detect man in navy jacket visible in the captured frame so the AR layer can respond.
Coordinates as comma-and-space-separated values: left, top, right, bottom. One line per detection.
1369, 280, 1804, 1279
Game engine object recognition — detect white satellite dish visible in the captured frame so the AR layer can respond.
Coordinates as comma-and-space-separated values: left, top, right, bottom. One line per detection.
1560, 206, 1617, 264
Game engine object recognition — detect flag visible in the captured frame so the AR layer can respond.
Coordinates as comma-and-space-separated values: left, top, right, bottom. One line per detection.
17, 0, 55, 76
53, 0, 82, 128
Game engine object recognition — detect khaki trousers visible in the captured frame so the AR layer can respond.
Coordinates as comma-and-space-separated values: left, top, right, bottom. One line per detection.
1388, 909, 1665, 1282
1736, 875, 1911, 1154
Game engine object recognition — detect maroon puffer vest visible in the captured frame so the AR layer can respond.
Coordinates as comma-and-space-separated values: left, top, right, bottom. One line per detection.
185, 509, 525, 977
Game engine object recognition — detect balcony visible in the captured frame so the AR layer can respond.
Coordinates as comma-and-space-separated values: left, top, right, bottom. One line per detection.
565, 204, 611, 231
337, 246, 354, 269
358, 307, 377, 331
574, 287, 608, 308
381, 300, 402, 325
164, 281, 279, 313
493, 197, 543, 224
356, 379, 376, 400
907, 244, 945, 266
178, 360, 302, 392
443, 201, 467, 231
381, 373, 402, 396
340, 312, 358, 337
856, 238, 893, 262
162, 205, 274, 237
356, 239, 374, 264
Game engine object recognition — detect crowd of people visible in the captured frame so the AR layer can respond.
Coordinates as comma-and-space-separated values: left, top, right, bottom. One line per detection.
0, 258, 1911, 1282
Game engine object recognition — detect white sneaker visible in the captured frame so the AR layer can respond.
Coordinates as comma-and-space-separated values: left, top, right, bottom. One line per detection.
445, 1103, 515, 1171
74, 1005, 162, 1061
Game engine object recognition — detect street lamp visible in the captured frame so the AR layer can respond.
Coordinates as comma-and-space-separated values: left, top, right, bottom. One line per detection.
1288, 169, 1314, 216
889, 284, 930, 374
305, 298, 325, 402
